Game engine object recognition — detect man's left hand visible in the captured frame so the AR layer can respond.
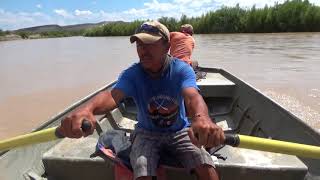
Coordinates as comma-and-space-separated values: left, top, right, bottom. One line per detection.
188, 115, 225, 148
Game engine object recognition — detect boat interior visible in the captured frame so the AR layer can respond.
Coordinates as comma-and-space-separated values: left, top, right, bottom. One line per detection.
1, 68, 319, 180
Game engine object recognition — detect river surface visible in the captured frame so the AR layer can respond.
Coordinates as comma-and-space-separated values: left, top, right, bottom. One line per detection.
0, 33, 319, 139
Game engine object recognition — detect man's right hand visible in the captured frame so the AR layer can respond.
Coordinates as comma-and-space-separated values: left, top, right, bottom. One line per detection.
58, 107, 96, 138
57, 89, 124, 138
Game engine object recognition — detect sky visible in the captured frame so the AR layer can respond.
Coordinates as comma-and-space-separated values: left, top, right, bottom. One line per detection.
1, 0, 319, 30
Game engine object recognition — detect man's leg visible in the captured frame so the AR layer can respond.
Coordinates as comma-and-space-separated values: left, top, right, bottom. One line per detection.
136, 177, 152, 180
167, 128, 219, 180
130, 130, 162, 180
194, 164, 219, 180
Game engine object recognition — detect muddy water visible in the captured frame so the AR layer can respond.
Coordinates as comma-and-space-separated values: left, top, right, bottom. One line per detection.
193, 33, 320, 131
0, 33, 319, 139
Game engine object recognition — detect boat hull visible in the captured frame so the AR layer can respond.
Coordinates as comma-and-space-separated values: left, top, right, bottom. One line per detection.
1, 67, 319, 180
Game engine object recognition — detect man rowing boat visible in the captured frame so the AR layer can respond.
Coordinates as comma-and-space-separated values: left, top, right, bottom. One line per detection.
59, 21, 224, 180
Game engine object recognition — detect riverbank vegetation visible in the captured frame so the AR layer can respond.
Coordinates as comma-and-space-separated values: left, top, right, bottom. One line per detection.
38, 30, 84, 38
0, 29, 10, 36
18, 30, 84, 39
0, 29, 21, 41
1, 0, 319, 41
0, 30, 84, 41
84, 0, 320, 36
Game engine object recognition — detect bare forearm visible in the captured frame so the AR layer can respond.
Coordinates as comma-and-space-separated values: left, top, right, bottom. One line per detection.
185, 92, 209, 120
184, 88, 224, 148
83, 90, 118, 115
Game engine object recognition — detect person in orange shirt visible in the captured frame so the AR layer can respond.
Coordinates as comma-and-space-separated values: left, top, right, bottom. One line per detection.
170, 24, 196, 67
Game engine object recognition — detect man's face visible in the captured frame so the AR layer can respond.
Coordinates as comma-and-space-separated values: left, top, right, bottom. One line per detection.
136, 39, 169, 73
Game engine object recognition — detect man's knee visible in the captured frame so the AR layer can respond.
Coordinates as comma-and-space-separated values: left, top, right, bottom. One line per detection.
194, 164, 219, 180
136, 176, 152, 180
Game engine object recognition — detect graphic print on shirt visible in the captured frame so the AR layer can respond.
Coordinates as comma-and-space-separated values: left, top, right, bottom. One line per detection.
147, 95, 179, 128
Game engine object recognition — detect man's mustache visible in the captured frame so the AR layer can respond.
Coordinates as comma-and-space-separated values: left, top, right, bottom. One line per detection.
140, 55, 153, 60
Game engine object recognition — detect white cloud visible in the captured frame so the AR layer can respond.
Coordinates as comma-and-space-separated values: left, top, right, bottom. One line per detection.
36, 4, 42, 9
123, 8, 149, 19
118, 0, 218, 21
0, 9, 53, 30
310, 0, 320, 5
144, 0, 176, 11
116, 0, 221, 21
54, 9, 73, 18
189, 0, 212, 8
173, 0, 211, 7
75, 10, 93, 16
99, 10, 127, 21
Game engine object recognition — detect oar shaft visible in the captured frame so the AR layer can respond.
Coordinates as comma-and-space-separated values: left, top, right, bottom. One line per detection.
0, 127, 59, 151
238, 135, 320, 159
226, 134, 320, 159
0, 120, 92, 152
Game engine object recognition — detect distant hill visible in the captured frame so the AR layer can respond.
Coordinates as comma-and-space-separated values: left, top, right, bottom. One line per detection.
14, 21, 113, 33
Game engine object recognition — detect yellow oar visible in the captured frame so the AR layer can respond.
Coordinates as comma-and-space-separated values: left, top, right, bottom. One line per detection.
225, 134, 320, 159
2, 124, 320, 159
0, 120, 91, 151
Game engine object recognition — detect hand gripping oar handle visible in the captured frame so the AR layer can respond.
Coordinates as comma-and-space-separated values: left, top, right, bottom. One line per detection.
55, 119, 92, 138
224, 134, 320, 159
0, 120, 92, 151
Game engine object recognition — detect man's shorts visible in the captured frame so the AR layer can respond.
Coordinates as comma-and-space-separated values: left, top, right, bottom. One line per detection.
129, 128, 215, 179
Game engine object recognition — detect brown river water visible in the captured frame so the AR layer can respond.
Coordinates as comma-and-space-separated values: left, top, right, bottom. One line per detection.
0, 33, 319, 139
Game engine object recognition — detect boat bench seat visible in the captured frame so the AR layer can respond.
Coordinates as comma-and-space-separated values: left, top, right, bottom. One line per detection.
105, 108, 137, 132
197, 73, 235, 98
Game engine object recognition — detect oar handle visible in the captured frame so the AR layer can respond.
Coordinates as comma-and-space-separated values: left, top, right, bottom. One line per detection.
195, 133, 240, 147
81, 119, 92, 132
55, 119, 92, 138
224, 134, 240, 147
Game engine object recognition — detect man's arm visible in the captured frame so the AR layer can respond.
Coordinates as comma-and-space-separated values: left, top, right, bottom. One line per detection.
87, 89, 125, 115
58, 88, 125, 138
183, 87, 225, 148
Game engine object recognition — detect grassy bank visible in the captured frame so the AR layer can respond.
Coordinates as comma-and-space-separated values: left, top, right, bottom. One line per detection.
0, 30, 84, 41
84, 0, 320, 37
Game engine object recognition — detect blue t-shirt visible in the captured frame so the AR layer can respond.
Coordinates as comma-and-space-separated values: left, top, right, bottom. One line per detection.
113, 58, 198, 132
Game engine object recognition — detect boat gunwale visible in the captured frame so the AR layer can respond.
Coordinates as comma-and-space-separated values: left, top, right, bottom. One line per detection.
198, 66, 320, 139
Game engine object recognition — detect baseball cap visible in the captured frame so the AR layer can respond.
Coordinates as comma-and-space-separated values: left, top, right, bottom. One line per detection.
181, 24, 193, 35
130, 21, 170, 44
